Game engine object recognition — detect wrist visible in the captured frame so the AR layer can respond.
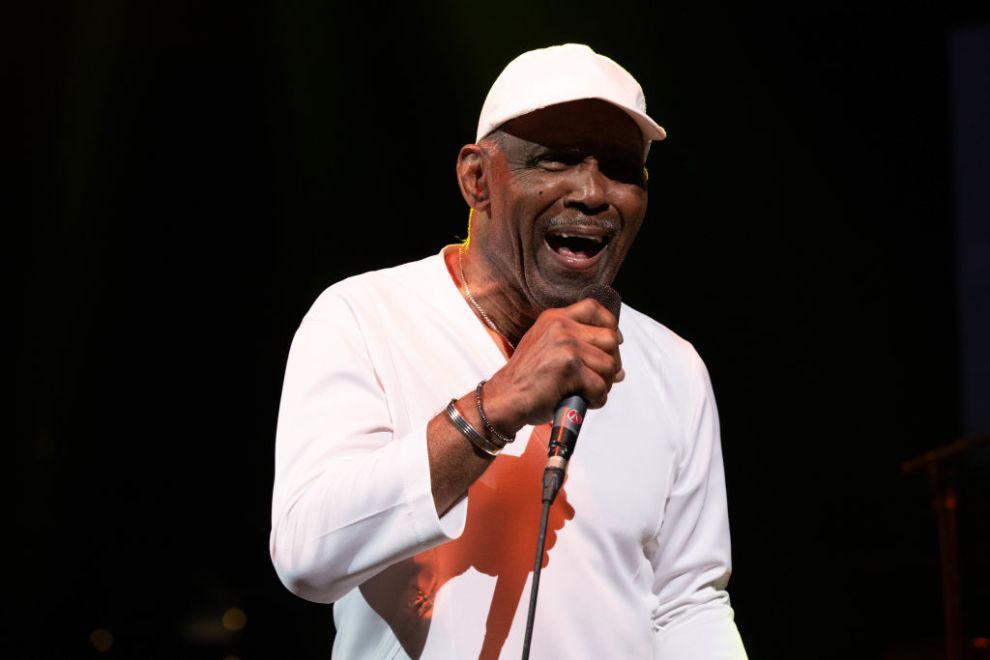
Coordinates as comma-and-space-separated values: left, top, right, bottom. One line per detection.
477, 379, 526, 438
444, 398, 502, 457
475, 380, 517, 445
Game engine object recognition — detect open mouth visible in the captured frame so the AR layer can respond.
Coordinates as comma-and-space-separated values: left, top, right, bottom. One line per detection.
545, 232, 611, 261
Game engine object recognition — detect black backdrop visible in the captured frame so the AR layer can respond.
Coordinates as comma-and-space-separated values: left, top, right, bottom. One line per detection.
10, 1, 990, 658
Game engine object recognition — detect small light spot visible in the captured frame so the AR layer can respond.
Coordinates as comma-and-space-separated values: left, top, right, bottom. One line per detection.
224, 656, 241, 660
222, 607, 247, 632
90, 628, 113, 653
973, 637, 990, 649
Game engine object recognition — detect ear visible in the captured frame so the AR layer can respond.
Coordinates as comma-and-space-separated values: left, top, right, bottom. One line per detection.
456, 144, 491, 212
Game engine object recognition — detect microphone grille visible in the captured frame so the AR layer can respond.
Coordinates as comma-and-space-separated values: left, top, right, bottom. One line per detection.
580, 284, 621, 321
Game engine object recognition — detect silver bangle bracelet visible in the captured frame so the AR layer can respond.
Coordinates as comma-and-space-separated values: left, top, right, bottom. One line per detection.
475, 380, 515, 444
444, 399, 502, 457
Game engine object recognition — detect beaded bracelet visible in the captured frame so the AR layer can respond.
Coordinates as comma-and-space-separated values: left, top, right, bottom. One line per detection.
475, 380, 516, 445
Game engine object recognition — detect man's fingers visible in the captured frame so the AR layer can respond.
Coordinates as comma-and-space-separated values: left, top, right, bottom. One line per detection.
578, 366, 612, 409
582, 325, 622, 355
576, 327, 622, 381
563, 297, 619, 329
566, 346, 622, 404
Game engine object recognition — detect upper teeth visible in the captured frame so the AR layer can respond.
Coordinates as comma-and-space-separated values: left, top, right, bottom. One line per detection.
558, 233, 603, 243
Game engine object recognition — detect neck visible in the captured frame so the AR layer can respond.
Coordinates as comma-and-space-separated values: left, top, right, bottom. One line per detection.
451, 244, 540, 347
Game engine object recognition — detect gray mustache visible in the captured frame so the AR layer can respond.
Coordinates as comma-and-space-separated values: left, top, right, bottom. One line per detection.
544, 217, 617, 233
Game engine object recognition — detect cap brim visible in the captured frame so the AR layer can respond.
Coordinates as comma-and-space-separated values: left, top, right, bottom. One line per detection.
620, 105, 666, 141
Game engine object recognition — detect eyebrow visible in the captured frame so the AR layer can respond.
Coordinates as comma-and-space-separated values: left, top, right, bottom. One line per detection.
538, 144, 644, 163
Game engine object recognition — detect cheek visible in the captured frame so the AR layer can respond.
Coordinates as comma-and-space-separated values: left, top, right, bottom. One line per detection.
617, 190, 647, 222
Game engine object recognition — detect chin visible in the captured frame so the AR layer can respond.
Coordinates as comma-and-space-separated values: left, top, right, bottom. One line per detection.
532, 273, 609, 309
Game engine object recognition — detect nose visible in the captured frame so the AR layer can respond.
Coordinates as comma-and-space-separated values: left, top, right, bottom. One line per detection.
563, 160, 609, 216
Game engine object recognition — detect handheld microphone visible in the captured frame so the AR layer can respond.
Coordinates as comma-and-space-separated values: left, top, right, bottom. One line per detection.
523, 283, 623, 660
542, 284, 621, 504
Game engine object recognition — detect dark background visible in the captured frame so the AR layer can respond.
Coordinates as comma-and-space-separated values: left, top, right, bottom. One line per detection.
9, 1, 990, 658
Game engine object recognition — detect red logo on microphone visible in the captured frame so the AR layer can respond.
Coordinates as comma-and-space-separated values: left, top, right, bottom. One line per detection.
566, 409, 583, 425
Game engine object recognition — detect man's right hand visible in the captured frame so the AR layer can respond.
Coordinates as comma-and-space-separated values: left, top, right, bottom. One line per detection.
480, 297, 624, 439
427, 297, 623, 515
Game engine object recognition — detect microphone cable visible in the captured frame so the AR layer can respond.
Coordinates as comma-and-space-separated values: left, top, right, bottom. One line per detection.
521, 464, 566, 659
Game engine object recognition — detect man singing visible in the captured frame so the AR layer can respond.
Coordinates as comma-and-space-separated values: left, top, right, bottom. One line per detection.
271, 43, 747, 659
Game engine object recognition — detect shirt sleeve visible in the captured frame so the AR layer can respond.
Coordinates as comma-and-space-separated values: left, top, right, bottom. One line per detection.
647, 351, 747, 659
269, 290, 467, 604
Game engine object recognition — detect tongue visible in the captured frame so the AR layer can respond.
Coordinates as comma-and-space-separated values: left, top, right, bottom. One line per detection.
547, 234, 603, 259
556, 244, 592, 259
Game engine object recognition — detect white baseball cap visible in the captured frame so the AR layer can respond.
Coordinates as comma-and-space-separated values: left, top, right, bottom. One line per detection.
476, 43, 667, 143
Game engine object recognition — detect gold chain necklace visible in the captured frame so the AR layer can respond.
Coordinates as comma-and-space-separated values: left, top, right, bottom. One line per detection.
457, 247, 515, 350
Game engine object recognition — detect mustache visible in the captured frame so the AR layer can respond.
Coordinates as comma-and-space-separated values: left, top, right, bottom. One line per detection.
543, 216, 618, 233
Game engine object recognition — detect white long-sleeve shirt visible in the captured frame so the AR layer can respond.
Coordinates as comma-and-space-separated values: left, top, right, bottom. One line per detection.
271, 251, 747, 659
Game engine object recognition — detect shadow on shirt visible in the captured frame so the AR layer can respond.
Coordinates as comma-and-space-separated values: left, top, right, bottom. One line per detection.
360, 424, 575, 659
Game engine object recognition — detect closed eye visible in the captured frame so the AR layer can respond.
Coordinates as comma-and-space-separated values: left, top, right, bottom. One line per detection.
532, 151, 582, 171
600, 159, 646, 185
